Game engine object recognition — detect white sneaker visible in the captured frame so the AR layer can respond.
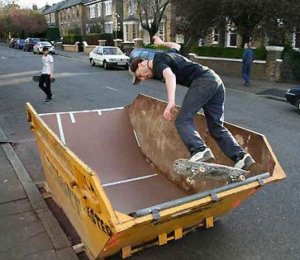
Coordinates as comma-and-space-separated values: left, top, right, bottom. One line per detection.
234, 153, 255, 170
190, 148, 215, 163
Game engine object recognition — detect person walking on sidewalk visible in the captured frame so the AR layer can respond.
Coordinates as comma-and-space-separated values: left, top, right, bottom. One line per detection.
39, 47, 54, 102
242, 43, 255, 87
129, 36, 255, 170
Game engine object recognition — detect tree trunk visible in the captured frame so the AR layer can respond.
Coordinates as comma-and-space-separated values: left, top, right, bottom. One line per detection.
149, 30, 157, 44
218, 18, 226, 47
182, 34, 198, 56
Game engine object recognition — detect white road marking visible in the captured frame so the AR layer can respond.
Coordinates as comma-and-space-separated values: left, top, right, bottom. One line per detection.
102, 174, 158, 188
106, 86, 118, 92
69, 113, 76, 123
39, 107, 124, 116
56, 114, 66, 145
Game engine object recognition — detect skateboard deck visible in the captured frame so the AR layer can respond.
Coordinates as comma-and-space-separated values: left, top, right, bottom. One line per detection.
32, 75, 55, 83
173, 158, 250, 186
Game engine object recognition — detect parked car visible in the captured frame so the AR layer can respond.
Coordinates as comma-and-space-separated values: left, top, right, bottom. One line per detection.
9, 38, 19, 48
129, 48, 162, 64
14, 39, 25, 50
89, 46, 129, 70
129, 47, 179, 64
33, 41, 55, 54
286, 86, 300, 112
23, 37, 40, 52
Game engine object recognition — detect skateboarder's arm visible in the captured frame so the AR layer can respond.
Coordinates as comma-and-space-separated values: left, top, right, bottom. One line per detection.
153, 36, 181, 51
163, 68, 176, 120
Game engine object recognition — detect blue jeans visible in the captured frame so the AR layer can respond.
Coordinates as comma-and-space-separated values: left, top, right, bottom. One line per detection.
175, 70, 245, 161
242, 63, 251, 85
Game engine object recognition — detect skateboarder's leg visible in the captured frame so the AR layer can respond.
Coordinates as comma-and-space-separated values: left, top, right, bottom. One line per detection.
39, 74, 48, 96
203, 83, 245, 161
175, 75, 219, 156
44, 75, 52, 99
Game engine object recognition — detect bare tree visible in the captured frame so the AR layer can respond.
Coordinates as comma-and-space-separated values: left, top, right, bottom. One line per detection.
136, 0, 171, 43
0, 4, 47, 39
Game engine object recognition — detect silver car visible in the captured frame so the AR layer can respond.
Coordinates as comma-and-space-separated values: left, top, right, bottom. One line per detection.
33, 41, 55, 54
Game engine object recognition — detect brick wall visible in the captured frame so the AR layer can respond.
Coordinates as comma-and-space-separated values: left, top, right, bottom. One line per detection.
189, 54, 267, 80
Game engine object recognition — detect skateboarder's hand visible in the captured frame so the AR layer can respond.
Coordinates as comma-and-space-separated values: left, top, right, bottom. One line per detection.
153, 36, 163, 45
50, 74, 54, 80
164, 102, 175, 121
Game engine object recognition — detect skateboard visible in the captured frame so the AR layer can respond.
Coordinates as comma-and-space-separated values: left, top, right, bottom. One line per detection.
32, 75, 55, 83
173, 158, 250, 186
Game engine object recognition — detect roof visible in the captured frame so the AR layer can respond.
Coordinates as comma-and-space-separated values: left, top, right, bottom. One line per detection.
83, 0, 102, 5
59, 0, 85, 10
43, 1, 66, 14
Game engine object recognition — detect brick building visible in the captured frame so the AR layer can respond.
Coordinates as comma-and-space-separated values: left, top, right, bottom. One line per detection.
122, 0, 175, 43
84, 0, 123, 36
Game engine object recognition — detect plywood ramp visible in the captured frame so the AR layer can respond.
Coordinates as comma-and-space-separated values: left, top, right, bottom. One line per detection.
40, 108, 187, 214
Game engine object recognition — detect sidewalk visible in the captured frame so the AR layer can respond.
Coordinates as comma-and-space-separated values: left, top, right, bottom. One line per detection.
0, 128, 78, 260
222, 75, 296, 100
55, 47, 298, 101
56, 49, 88, 62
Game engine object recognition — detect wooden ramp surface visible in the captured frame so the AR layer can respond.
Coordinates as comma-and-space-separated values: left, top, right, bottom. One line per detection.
40, 108, 187, 214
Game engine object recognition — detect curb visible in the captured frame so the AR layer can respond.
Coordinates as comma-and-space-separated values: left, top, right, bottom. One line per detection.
257, 94, 287, 102
56, 52, 74, 59
0, 127, 78, 260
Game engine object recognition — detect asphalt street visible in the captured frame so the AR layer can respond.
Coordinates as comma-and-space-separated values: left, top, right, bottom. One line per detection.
0, 44, 299, 260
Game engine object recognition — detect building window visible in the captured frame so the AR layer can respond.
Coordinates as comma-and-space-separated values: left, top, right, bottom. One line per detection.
227, 25, 237, 47
213, 28, 219, 44
77, 9, 79, 17
176, 34, 184, 44
90, 4, 96, 19
296, 32, 300, 48
105, 0, 112, 16
158, 23, 165, 41
97, 3, 102, 17
124, 24, 129, 41
105, 22, 113, 33
128, 0, 135, 16
50, 13, 55, 23
132, 23, 138, 39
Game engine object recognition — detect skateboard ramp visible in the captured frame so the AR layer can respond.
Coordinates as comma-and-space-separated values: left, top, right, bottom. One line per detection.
26, 94, 286, 259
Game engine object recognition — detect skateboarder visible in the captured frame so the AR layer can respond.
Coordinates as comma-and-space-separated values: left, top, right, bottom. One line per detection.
129, 36, 255, 170
39, 47, 54, 102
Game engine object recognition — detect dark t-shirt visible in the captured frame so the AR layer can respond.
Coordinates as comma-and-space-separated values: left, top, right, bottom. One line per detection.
152, 52, 209, 87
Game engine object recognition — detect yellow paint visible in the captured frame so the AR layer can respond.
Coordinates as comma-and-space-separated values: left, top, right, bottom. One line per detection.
26, 99, 286, 259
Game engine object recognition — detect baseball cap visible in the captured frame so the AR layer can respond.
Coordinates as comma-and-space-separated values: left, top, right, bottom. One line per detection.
129, 58, 143, 85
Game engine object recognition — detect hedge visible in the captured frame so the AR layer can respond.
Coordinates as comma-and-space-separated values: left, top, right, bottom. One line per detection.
46, 27, 60, 42
84, 33, 114, 46
62, 33, 114, 46
191, 46, 267, 60
62, 35, 83, 44
282, 46, 300, 80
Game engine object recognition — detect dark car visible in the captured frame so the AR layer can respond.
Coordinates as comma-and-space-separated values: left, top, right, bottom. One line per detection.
9, 38, 19, 48
129, 48, 162, 64
14, 39, 25, 50
23, 37, 40, 52
286, 86, 300, 112
129, 47, 180, 64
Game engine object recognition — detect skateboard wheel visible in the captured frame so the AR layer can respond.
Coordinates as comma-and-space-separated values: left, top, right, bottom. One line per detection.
186, 177, 195, 186
238, 175, 246, 181
199, 166, 205, 173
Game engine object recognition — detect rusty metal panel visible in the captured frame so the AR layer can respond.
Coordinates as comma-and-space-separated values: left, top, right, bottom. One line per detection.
128, 94, 278, 193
